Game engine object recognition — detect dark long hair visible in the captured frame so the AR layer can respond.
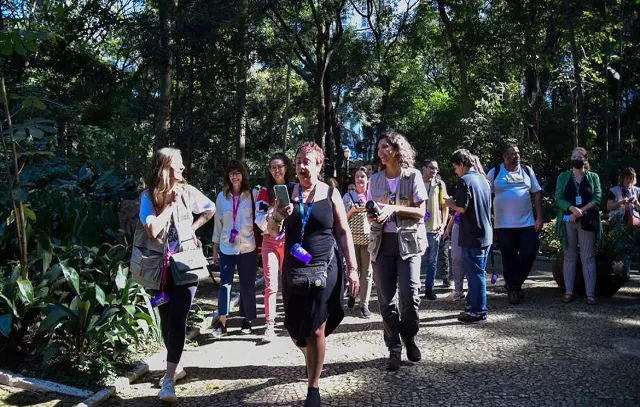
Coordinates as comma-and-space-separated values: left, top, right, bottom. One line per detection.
223, 160, 250, 197
266, 152, 294, 202
376, 131, 416, 169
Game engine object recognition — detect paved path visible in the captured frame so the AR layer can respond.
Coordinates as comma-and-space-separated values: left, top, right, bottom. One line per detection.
104, 271, 640, 407
2, 271, 639, 406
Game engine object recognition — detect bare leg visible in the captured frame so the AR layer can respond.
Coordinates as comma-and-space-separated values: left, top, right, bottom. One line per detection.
305, 322, 326, 388
164, 362, 177, 380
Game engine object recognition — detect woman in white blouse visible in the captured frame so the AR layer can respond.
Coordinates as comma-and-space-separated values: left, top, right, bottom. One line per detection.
212, 160, 258, 337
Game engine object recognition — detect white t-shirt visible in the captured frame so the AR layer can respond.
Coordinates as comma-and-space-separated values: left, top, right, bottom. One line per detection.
487, 164, 541, 229
367, 174, 428, 233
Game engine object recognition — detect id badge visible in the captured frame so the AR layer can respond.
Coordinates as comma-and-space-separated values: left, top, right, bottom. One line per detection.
563, 215, 570, 222
575, 196, 582, 205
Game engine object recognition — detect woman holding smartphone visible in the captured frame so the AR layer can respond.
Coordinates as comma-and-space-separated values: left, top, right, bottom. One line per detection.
268, 142, 359, 407
255, 153, 295, 343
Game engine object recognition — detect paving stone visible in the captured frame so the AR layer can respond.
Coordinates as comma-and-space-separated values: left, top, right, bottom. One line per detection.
98, 271, 640, 407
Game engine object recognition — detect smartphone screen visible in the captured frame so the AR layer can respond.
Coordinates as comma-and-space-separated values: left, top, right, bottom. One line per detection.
273, 185, 291, 206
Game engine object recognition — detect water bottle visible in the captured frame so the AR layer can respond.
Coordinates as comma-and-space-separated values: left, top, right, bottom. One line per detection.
491, 271, 498, 284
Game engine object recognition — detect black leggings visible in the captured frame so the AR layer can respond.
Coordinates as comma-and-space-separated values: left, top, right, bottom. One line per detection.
158, 271, 197, 364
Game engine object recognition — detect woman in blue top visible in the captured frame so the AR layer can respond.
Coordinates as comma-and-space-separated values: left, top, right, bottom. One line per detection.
137, 148, 215, 403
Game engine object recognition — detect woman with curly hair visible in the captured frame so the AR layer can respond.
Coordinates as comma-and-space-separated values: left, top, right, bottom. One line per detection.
367, 131, 428, 371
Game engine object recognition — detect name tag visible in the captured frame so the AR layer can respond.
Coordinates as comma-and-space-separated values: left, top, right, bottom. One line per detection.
576, 196, 582, 205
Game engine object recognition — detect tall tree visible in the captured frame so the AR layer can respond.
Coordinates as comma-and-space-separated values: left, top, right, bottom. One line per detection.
154, 0, 179, 151
436, 0, 471, 118
235, 0, 249, 162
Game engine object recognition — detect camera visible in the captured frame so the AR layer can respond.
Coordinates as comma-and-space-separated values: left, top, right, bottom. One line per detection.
365, 200, 381, 218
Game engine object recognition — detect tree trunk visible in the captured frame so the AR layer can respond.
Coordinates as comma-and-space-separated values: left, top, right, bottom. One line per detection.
235, 0, 249, 162
281, 0, 303, 152
154, 0, 178, 152
378, 75, 390, 136
1, 76, 28, 278
323, 72, 335, 180
565, 0, 587, 146
602, 0, 609, 156
616, 2, 623, 147
436, 0, 471, 118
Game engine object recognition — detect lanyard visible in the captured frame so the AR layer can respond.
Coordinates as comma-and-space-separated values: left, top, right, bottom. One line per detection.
572, 173, 582, 193
298, 186, 315, 244
231, 194, 241, 228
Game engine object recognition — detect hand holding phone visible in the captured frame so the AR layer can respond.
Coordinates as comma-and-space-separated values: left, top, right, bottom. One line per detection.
273, 185, 291, 207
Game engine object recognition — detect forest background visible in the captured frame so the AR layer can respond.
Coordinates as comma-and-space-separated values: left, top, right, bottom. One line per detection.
1, 0, 639, 385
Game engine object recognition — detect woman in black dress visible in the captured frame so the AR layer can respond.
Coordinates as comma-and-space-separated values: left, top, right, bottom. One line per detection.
268, 142, 359, 407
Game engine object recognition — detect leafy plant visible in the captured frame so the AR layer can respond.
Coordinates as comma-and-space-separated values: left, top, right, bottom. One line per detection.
0, 266, 47, 355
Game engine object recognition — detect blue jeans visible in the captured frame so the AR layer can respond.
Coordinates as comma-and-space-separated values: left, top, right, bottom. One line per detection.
218, 250, 258, 321
461, 246, 490, 315
422, 232, 440, 290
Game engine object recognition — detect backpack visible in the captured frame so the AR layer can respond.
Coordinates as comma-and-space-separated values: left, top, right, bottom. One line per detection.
492, 164, 532, 182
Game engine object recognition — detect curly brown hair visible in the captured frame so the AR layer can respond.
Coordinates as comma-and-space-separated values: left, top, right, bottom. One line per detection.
377, 131, 416, 169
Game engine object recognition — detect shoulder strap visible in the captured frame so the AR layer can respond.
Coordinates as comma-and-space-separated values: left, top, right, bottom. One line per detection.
348, 191, 357, 204
250, 189, 256, 221
492, 166, 500, 181
522, 165, 532, 179
328, 187, 334, 210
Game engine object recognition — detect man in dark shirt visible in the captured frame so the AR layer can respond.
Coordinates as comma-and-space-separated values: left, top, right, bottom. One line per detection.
444, 149, 492, 324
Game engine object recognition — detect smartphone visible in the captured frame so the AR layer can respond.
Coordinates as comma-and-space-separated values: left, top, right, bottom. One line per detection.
273, 185, 291, 206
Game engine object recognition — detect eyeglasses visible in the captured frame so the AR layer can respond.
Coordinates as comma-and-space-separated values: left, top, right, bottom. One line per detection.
229, 171, 242, 178
270, 165, 285, 171
378, 143, 393, 151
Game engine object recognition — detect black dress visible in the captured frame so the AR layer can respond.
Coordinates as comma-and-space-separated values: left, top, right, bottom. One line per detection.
282, 188, 345, 347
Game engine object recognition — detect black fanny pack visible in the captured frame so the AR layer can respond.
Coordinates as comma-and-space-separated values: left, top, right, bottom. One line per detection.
288, 248, 335, 293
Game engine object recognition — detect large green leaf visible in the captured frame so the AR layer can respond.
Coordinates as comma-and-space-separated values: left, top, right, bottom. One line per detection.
3, 267, 20, 300
0, 314, 12, 338
94, 307, 119, 328
42, 343, 62, 365
60, 261, 81, 297
16, 280, 34, 305
36, 232, 53, 273
76, 299, 90, 333
94, 285, 107, 306
39, 306, 72, 332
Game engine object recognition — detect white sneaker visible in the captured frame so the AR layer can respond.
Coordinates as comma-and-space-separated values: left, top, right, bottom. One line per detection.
261, 324, 276, 344
158, 378, 177, 403
158, 366, 186, 387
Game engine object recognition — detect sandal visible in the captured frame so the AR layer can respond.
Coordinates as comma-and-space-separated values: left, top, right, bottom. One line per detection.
586, 296, 597, 305
562, 293, 573, 303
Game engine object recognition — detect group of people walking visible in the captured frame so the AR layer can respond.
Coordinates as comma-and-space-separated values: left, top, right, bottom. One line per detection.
131, 133, 639, 405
